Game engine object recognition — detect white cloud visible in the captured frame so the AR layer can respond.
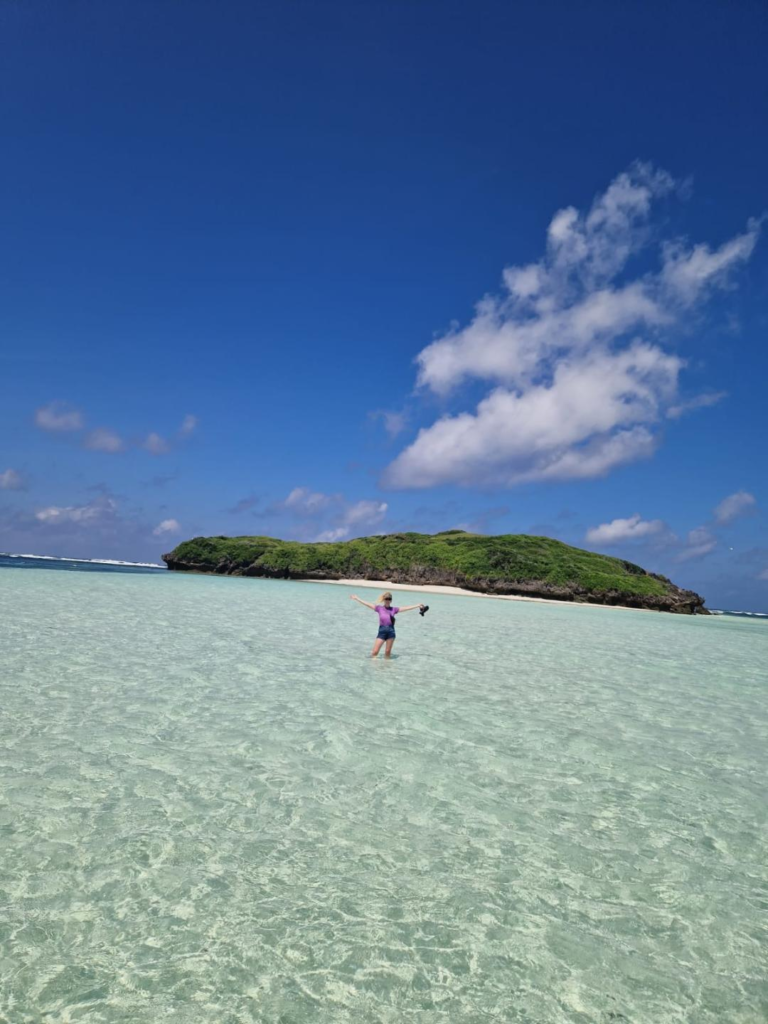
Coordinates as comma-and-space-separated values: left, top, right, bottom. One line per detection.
35, 496, 118, 526
667, 391, 727, 419
586, 513, 668, 546
178, 414, 198, 437
83, 428, 125, 453
758, 568, 768, 581
0, 468, 24, 490
385, 343, 678, 487
278, 487, 387, 540
713, 490, 757, 526
517, 426, 658, 484
386, 164, 761, 489
145, 416, 197, 453
675, 526, 717, 562
413, 282, 669, 398
312, 499, 387, 541
343, 499, 388, 527
144, 432, 171, 455
35, 402, 84, 432
153, 518, 181, 536
589, 498, 756, 561
34, 404, 198, 454
660, 222, 761, 306
284, 487, 333, 514
314, 527, 350, 543
371, 409, 408, 437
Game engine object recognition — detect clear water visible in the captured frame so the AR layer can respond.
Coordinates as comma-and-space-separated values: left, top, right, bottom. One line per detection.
1, 565, 766, 1023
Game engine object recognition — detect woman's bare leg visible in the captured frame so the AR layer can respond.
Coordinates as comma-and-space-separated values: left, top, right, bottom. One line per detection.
371, 639, 385, 658
384, 639, 395, 658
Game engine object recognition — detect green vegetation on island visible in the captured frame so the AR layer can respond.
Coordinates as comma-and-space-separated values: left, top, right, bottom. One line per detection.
163, 531, 707, 613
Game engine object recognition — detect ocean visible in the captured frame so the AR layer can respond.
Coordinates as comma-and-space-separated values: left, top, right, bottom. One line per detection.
1, 558, 766, 1022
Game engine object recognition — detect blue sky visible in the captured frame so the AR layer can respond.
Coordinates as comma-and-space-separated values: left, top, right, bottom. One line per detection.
1, 0, 767, 610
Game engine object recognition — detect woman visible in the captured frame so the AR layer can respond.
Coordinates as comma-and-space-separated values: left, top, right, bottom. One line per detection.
350, 591, 426, 658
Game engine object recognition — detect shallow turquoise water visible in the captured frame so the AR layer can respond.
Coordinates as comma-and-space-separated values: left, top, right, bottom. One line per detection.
1, 567, 767, 1023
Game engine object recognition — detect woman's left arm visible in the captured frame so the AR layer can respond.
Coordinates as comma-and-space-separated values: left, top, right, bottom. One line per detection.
398, 604, 425, 613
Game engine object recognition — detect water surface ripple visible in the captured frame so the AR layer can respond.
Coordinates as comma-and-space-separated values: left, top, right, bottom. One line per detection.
1, 569, 766, 1022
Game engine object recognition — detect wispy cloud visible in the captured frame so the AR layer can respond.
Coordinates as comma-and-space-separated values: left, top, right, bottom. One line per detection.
713, 490, 757, 525
675, 526, 717, 563
384, 164, 761, 489
313, 499, 387, 541
659, 227, 761, 306
274, 486, 388, 541
35, 404, 198, 457
227, 494, 260, 515
143, 432, 171, 455
341, 499, 388, 529
283, 487, 334, 514
0, 468, 25, 491
314, 527, 351, 542
83, 428, 125, 453
35, 496, 118, 526
370, 409, 409, 438
153, 518, 181, 537
178, 414, 198, 438
667, 391, 728, 419
139, 413, 200, 454
35, 401, 84, 432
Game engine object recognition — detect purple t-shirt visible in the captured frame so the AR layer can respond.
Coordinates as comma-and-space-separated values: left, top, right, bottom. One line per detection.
375, 604, 399, 626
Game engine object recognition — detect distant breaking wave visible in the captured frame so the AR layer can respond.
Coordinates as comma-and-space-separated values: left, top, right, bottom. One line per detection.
1, 553, 165, 569
710, 609, 768, 619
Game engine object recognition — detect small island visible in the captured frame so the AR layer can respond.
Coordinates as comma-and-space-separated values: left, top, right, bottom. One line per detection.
163, 531, 707, 614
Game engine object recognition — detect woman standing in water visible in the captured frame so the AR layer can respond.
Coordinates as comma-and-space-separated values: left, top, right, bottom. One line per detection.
350, 591, 426, 658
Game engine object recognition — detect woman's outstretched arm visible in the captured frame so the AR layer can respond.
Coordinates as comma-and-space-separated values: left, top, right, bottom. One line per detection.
350, 595, 376, 610
398, 604, 426, 613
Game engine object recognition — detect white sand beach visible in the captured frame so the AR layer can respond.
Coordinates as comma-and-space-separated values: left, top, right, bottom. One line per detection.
298, 577, 654, 612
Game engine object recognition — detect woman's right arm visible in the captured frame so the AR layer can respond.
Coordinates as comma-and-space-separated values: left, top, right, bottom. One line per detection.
350, 595, 376, 610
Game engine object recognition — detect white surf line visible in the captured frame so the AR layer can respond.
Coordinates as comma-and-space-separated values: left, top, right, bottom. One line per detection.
4, 553, 165, 568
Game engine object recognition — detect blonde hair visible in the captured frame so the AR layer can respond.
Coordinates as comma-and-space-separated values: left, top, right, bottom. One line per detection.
379, 592, 393, 602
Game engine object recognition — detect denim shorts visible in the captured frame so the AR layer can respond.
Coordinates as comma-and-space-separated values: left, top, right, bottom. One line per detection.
377, 626, 396, 641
